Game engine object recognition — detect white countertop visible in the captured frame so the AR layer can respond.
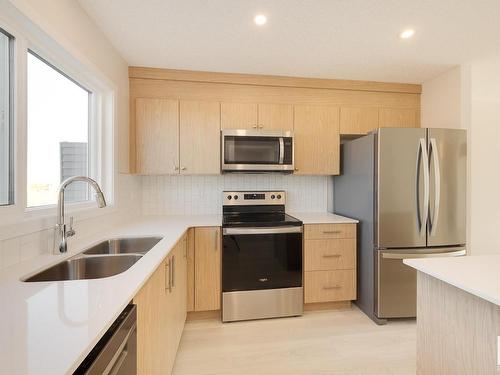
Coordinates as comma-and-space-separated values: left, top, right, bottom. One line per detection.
290, 212, 358, 224
0, 211, 356, 375
404, 255, 500, 306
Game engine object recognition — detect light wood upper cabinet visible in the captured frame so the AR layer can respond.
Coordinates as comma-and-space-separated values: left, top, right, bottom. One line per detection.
221, 102, 293, 131
221, 102, 258, 129
379, 107, 419, 128
179, 100, 221, 174
136, 98, 179, 174
340, 106, 379, 135
293, 105, 340, 175
257, 103, 293, 131
194, 227, 221, 311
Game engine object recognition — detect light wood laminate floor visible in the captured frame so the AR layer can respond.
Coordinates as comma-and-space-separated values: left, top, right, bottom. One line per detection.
173, 306, 416, 375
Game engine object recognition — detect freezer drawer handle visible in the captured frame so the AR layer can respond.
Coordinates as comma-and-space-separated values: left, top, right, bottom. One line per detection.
381, 249, 466, 259
322, 254, 341, 258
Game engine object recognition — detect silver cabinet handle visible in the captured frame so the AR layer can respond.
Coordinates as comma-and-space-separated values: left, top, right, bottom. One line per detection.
171, 255, 175, 288
259, 125, 264, 129
252, 125, 258, 129
214, 228, 218, 250
323, 285, 341, 290
322, 254, 341, 258
180, 166, 187, 171
429, 138, 441, 236
322, 230, 341, 234
416, 138, 430, 236
165, 260, 171, 292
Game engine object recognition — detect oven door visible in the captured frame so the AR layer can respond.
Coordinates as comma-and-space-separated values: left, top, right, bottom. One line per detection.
221, 130, 294, 172
222, 226, 302, 292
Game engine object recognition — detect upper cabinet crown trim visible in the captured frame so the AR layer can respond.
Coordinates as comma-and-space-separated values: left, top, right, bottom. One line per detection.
129, 67, 422, 95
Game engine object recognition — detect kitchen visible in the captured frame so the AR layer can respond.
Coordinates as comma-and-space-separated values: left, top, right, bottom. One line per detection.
0, 1, 499, 374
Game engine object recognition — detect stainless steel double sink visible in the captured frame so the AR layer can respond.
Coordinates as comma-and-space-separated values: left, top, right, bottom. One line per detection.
24, 237, 163, 282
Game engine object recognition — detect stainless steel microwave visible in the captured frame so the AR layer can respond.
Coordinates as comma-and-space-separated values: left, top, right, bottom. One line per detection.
221, 129, 294, 173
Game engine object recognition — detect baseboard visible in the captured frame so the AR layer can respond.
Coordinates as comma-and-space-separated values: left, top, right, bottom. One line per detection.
304, 301, 352, 311
187, 310, 221, 321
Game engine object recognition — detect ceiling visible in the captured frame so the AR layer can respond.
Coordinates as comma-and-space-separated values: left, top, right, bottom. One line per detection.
78, 0, 500, 84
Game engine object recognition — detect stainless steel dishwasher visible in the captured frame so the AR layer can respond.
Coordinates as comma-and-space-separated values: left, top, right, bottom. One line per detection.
74, 305, 137, 375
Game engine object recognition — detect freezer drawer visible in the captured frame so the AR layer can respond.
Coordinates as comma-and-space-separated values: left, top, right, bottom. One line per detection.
376, 248, 465, 318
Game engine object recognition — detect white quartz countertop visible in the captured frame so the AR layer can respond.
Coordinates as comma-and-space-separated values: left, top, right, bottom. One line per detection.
0, 215, 221, 375
290, 212, 358, 224
404, 255, 500, 306
0, 211, 357, 375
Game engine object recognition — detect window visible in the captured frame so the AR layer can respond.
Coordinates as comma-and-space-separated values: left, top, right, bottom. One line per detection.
27, 51, 91, 207
0, 29, 13, 206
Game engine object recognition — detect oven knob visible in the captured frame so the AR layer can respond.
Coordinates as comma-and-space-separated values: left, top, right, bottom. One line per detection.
227, 195, 232, 200
277, 194, 282, 199
234, 195, 239, 200
271, 195, 275, 199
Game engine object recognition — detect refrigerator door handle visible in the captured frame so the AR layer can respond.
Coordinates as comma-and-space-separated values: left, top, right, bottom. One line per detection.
416, 138, 430, 236
381, 249, 466, 259
429, 138, 441, 236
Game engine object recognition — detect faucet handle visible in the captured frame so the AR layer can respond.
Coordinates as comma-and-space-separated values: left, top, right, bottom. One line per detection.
67, 216, 76, 237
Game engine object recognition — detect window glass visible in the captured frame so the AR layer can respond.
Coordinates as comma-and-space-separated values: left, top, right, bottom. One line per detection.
0, 30, 12, 206
27, 51, 90, 207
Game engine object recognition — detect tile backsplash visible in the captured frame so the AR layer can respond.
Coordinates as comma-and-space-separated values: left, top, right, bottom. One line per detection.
142, 174, 332, 215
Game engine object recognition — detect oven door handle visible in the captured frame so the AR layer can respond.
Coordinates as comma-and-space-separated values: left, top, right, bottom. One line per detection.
223, 226, 303, 235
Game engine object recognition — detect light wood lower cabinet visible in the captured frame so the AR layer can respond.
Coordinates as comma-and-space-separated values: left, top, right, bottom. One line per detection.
194, 227, 221, 311
134, 233, 187, 375
303, 223, 357, 304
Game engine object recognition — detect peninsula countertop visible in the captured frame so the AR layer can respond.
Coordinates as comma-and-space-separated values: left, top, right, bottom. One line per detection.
404, 254, 500, 306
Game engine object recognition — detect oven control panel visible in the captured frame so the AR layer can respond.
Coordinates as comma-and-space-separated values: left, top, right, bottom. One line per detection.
223, 191, 286, 206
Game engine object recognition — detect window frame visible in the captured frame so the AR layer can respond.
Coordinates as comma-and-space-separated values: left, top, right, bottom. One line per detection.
0, 27, 14, 207
0, 12, 116, 234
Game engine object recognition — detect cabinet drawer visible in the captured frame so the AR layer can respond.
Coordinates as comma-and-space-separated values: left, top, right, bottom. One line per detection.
304, 239, 355, 271
304, 224, 356, 240
304, 270, 356, 303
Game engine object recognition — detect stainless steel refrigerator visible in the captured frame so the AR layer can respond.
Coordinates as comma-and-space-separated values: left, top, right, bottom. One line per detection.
334, 128, 467, 324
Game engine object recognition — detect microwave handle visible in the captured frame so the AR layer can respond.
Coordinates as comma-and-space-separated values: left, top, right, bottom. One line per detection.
279, 137, 284, 164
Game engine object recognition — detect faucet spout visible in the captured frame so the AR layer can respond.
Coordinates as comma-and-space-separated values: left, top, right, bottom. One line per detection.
55, 176, 107, 253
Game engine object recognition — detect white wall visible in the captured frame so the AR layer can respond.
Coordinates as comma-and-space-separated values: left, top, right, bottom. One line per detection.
0, 0, 141, 269
421, 66, 463, 129
142, 175, 332, 215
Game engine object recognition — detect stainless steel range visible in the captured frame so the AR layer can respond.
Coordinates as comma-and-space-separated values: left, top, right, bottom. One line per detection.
221, 191, 303, 322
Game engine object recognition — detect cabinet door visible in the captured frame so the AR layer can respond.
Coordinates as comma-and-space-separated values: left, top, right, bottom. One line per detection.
136, 98, 179, 174
340, 106, 379, 135
258, 103, 293, 131
221, 102, 258, 129
195, 227, 221, 311
293, 105, 340, 175
134, 258, 170, 374
379, 108, 419, 128
180, 100, 221, 174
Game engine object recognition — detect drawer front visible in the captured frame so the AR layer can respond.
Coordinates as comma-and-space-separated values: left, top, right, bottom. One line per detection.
304, 270, 356, 303
304, 223, 356, 240
304, 239, 356, 271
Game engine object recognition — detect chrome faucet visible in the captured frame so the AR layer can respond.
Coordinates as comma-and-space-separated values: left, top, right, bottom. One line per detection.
55, 176, 107, 254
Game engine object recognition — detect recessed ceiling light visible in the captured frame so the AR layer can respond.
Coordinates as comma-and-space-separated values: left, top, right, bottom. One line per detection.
399, 29, 415, 39
254, 14, 267, 26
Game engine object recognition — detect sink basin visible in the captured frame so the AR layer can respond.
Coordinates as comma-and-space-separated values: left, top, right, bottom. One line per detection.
82, 237, 163, 256
24, 254, 143, 282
